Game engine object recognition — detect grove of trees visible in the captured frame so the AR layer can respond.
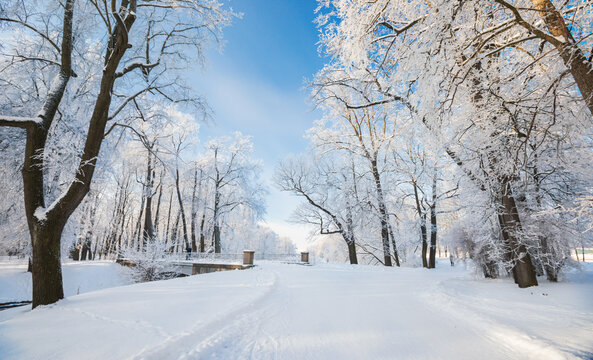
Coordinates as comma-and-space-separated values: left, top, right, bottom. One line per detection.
0, 0, 293, 308
277, 0, 593, 288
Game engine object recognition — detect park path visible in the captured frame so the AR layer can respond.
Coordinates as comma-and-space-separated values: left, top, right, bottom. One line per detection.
134, 263, 575, 360
2, 261, 591, 359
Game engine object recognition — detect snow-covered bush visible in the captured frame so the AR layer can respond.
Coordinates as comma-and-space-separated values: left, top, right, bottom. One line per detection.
122, 241, 183, 283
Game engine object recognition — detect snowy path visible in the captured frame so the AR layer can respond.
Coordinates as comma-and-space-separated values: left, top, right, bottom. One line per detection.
1, 262, 592, 359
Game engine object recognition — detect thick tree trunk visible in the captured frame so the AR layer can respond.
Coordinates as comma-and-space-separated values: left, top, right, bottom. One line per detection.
31, 222, 66, 308
499, 178, 538, 288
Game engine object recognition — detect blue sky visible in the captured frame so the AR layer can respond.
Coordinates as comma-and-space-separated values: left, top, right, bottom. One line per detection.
190, 0, 325, 247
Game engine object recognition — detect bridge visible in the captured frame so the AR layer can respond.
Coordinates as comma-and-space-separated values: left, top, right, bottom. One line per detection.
118, 250, 312, 276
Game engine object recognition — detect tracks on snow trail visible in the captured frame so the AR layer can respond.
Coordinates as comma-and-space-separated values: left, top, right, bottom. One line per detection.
131, 269, 282, 360
128, 265, 589, 360
426, 279, 588, 360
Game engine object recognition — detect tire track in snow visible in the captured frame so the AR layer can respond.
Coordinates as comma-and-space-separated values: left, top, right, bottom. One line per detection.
130, 269, 278, 360
421, 280, 573, 360
181, 268, 289, 359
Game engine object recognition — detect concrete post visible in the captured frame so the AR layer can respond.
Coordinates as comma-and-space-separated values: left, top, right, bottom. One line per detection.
301, 252, 309, 263
243, 250, 255, 265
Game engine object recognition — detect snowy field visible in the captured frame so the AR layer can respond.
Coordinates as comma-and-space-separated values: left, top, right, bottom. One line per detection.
0, 260, 133, 303
0, 260, 592, 360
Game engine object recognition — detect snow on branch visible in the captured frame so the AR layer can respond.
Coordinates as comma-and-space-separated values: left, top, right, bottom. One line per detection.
114, 60, 159, 78
0, 115, 40, 129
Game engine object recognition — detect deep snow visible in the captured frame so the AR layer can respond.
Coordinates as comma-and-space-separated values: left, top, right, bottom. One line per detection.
0, 260, 592, 359
0, 260, 133, 303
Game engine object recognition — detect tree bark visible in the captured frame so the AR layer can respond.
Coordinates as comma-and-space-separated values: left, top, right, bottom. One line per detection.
142, 150, 155, 247
388, 223, 400, 267
347, 240, 358, 265
421, 214, 428, 268
428, 171, 437, 269
499, 178, 538, 288
370, 158, 392, 266
31, 222, 66, 308
412, 180, 428, 268
213, 223, 221, 253
199, 213, 206, 252
153, 172, 163, 238
528, 0, 593, 116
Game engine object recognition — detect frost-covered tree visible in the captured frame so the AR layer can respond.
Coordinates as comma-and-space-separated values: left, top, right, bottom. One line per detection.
312, 0, 593, 287
0, 0, 233, 307
276, 155, 362, 265
203, 133, 266, 253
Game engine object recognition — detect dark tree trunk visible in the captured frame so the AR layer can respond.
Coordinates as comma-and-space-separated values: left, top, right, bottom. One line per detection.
428, 170, 437, 269
142, 151, 155, 247
153, 173, 163, 238
199, 213, 206, 252
499, 178, 538, 288
133, 200, 145, 251
412, 180, 428, 268
370, 158, 392, 266
212, 179, 222, 253
387, 223, 400, 267
420, 215, 428, 268
31, 221, 66, 308
347, 240, 358, 265
1, 0, 75, 308
213, 223, 221, 253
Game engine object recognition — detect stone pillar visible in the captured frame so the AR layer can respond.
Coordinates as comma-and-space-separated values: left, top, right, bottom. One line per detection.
301, 252, 309, 263
243, 250, 255, 265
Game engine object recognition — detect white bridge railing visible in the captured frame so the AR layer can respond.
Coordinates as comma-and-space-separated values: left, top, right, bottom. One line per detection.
178, 251, 312, 265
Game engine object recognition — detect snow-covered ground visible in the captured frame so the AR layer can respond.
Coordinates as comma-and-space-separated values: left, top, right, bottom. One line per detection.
0, 260, 133, 302
0, 260, 592, 359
